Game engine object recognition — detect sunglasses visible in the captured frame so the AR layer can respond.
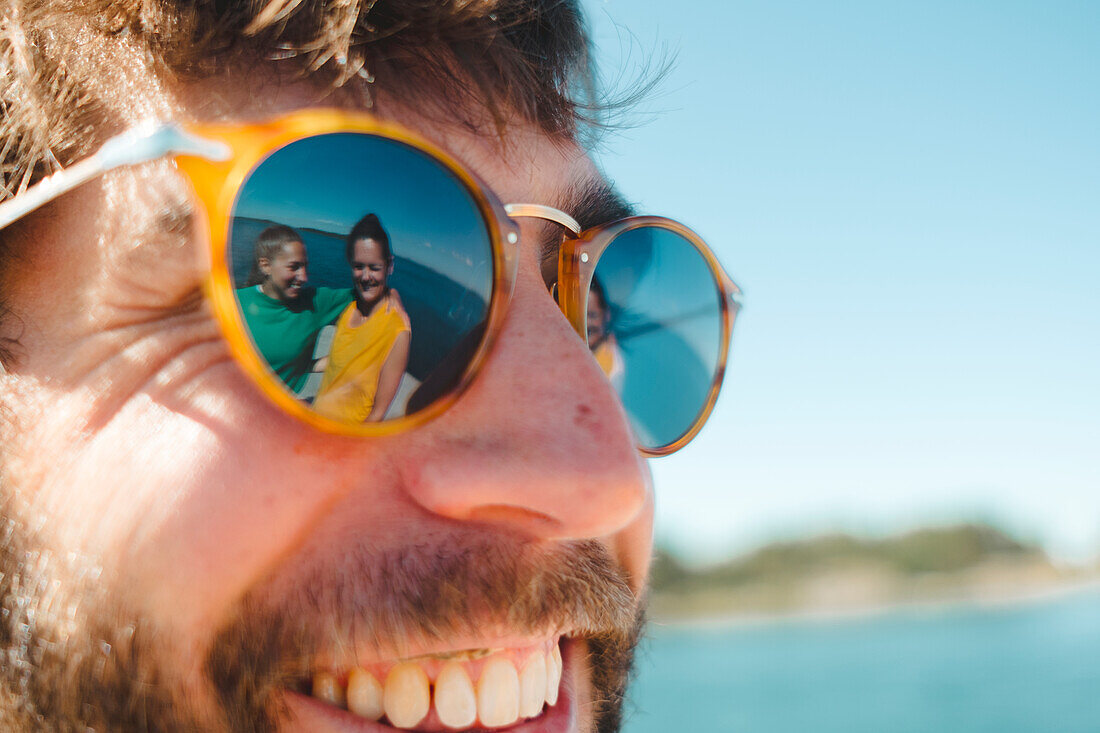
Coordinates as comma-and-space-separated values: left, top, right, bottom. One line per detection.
0, 110, 742, 455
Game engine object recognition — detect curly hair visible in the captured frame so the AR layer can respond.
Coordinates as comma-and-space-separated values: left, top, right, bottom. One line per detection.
0, 0, 600, 194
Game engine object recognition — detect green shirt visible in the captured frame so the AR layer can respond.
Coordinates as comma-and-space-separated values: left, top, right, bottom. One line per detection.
237, 285, 351, 393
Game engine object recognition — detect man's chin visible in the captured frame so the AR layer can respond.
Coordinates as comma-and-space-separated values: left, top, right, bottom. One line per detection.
1, 519, 643, 733
0, 592, 640, 733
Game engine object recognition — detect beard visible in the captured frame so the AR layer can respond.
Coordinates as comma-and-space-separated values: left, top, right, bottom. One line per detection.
0, 500, 207, 731
0, 504, 645, 732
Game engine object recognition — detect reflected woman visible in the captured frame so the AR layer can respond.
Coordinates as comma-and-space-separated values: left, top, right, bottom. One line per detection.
588, 277, 624, 391
313, 214, 412, 423
237, 225, 349, 394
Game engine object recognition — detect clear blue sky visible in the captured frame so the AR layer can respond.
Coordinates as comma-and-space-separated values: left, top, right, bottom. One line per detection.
582, 0, 1100, 562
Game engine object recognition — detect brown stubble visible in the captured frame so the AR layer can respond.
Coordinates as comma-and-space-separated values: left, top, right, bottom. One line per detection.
206, 537, 645, 732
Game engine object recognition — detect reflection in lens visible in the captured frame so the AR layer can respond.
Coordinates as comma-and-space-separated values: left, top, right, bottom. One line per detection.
590, 227, 723, 450
587, 278, 625, 392
227, 132, 493, 424
312, 214, 411, 423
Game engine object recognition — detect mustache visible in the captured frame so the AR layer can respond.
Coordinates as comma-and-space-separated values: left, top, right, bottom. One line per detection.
205, 536, 639, 732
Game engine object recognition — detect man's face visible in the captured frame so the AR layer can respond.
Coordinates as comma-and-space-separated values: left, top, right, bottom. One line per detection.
0, 71, 653, 732
261, 241, 310, 302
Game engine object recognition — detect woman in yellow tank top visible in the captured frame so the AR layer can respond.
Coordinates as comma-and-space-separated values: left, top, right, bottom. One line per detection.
313, 214, 411, 423
587, 277, 624, 390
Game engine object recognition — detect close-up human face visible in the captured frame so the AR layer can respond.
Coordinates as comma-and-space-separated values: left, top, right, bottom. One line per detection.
0, 70, 653, 733
261, 240, 309, 302
351, 238, 391, 310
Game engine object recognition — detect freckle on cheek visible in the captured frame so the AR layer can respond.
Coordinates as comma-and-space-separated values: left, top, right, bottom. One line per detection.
573, 403, 597, 429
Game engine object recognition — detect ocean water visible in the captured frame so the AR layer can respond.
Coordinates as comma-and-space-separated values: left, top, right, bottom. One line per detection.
625, 589, 1100, 732
228, 216, 488, 381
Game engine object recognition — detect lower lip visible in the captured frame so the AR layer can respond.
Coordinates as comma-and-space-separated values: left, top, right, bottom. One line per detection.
279, 642, 578, 733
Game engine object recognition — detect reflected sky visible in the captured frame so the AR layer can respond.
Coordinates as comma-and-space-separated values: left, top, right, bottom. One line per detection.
585, 0, 1100, 562
233, 133, 491, 294
229, 133, 495, 386
596, 227, 723, 448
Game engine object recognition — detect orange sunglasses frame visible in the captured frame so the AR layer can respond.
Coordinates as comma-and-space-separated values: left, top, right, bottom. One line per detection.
171, 109, 740, 456
559, 218, 742, 455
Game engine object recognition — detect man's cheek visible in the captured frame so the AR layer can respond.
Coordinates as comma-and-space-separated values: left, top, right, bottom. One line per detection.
0, 380, 107, 542
0, 385, 206, 559
611, 465, 655, 597
100, 376, 404, 643
5, 369, 262, 625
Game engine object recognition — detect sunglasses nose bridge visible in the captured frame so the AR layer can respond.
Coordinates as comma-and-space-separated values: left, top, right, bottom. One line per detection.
502, 203, 590, 341
502, 203, 581, 236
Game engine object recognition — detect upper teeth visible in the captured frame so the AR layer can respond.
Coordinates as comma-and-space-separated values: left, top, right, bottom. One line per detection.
310, 643, 563, 729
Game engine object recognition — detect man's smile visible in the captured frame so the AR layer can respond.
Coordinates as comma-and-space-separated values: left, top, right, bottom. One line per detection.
289, 638, 571, 731
203, 536, 640, 733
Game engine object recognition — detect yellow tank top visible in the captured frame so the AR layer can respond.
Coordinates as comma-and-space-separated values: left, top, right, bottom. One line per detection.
313, 295, 410, 423
593, 337, 625, 390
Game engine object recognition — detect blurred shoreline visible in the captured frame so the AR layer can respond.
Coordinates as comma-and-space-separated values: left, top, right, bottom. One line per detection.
648, 523, 1100, 628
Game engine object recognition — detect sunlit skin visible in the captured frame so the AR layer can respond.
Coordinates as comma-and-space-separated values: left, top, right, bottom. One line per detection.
0, 67, 654, 733
260, 240, 309, 302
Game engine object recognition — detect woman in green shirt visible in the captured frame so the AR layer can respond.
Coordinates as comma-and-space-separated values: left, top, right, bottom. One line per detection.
237, 225, 350, 394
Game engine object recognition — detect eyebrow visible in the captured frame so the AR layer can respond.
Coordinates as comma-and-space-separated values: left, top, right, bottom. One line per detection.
537, 177, 635, 268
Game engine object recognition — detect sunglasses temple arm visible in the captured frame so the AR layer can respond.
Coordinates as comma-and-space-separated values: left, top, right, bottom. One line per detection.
0, 123, 231, 230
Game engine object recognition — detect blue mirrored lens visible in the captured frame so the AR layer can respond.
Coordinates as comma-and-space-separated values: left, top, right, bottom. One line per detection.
227, 133, 493, 423
590, 226, 722, 449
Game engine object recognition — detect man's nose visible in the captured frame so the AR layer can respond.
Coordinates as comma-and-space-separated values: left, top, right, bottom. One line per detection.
393, 266, 650, 541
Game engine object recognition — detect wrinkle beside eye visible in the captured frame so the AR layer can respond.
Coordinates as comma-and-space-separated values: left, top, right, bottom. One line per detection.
100, 285, 206, 327
97, 200, 205, 318
76, 307, 232, 434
